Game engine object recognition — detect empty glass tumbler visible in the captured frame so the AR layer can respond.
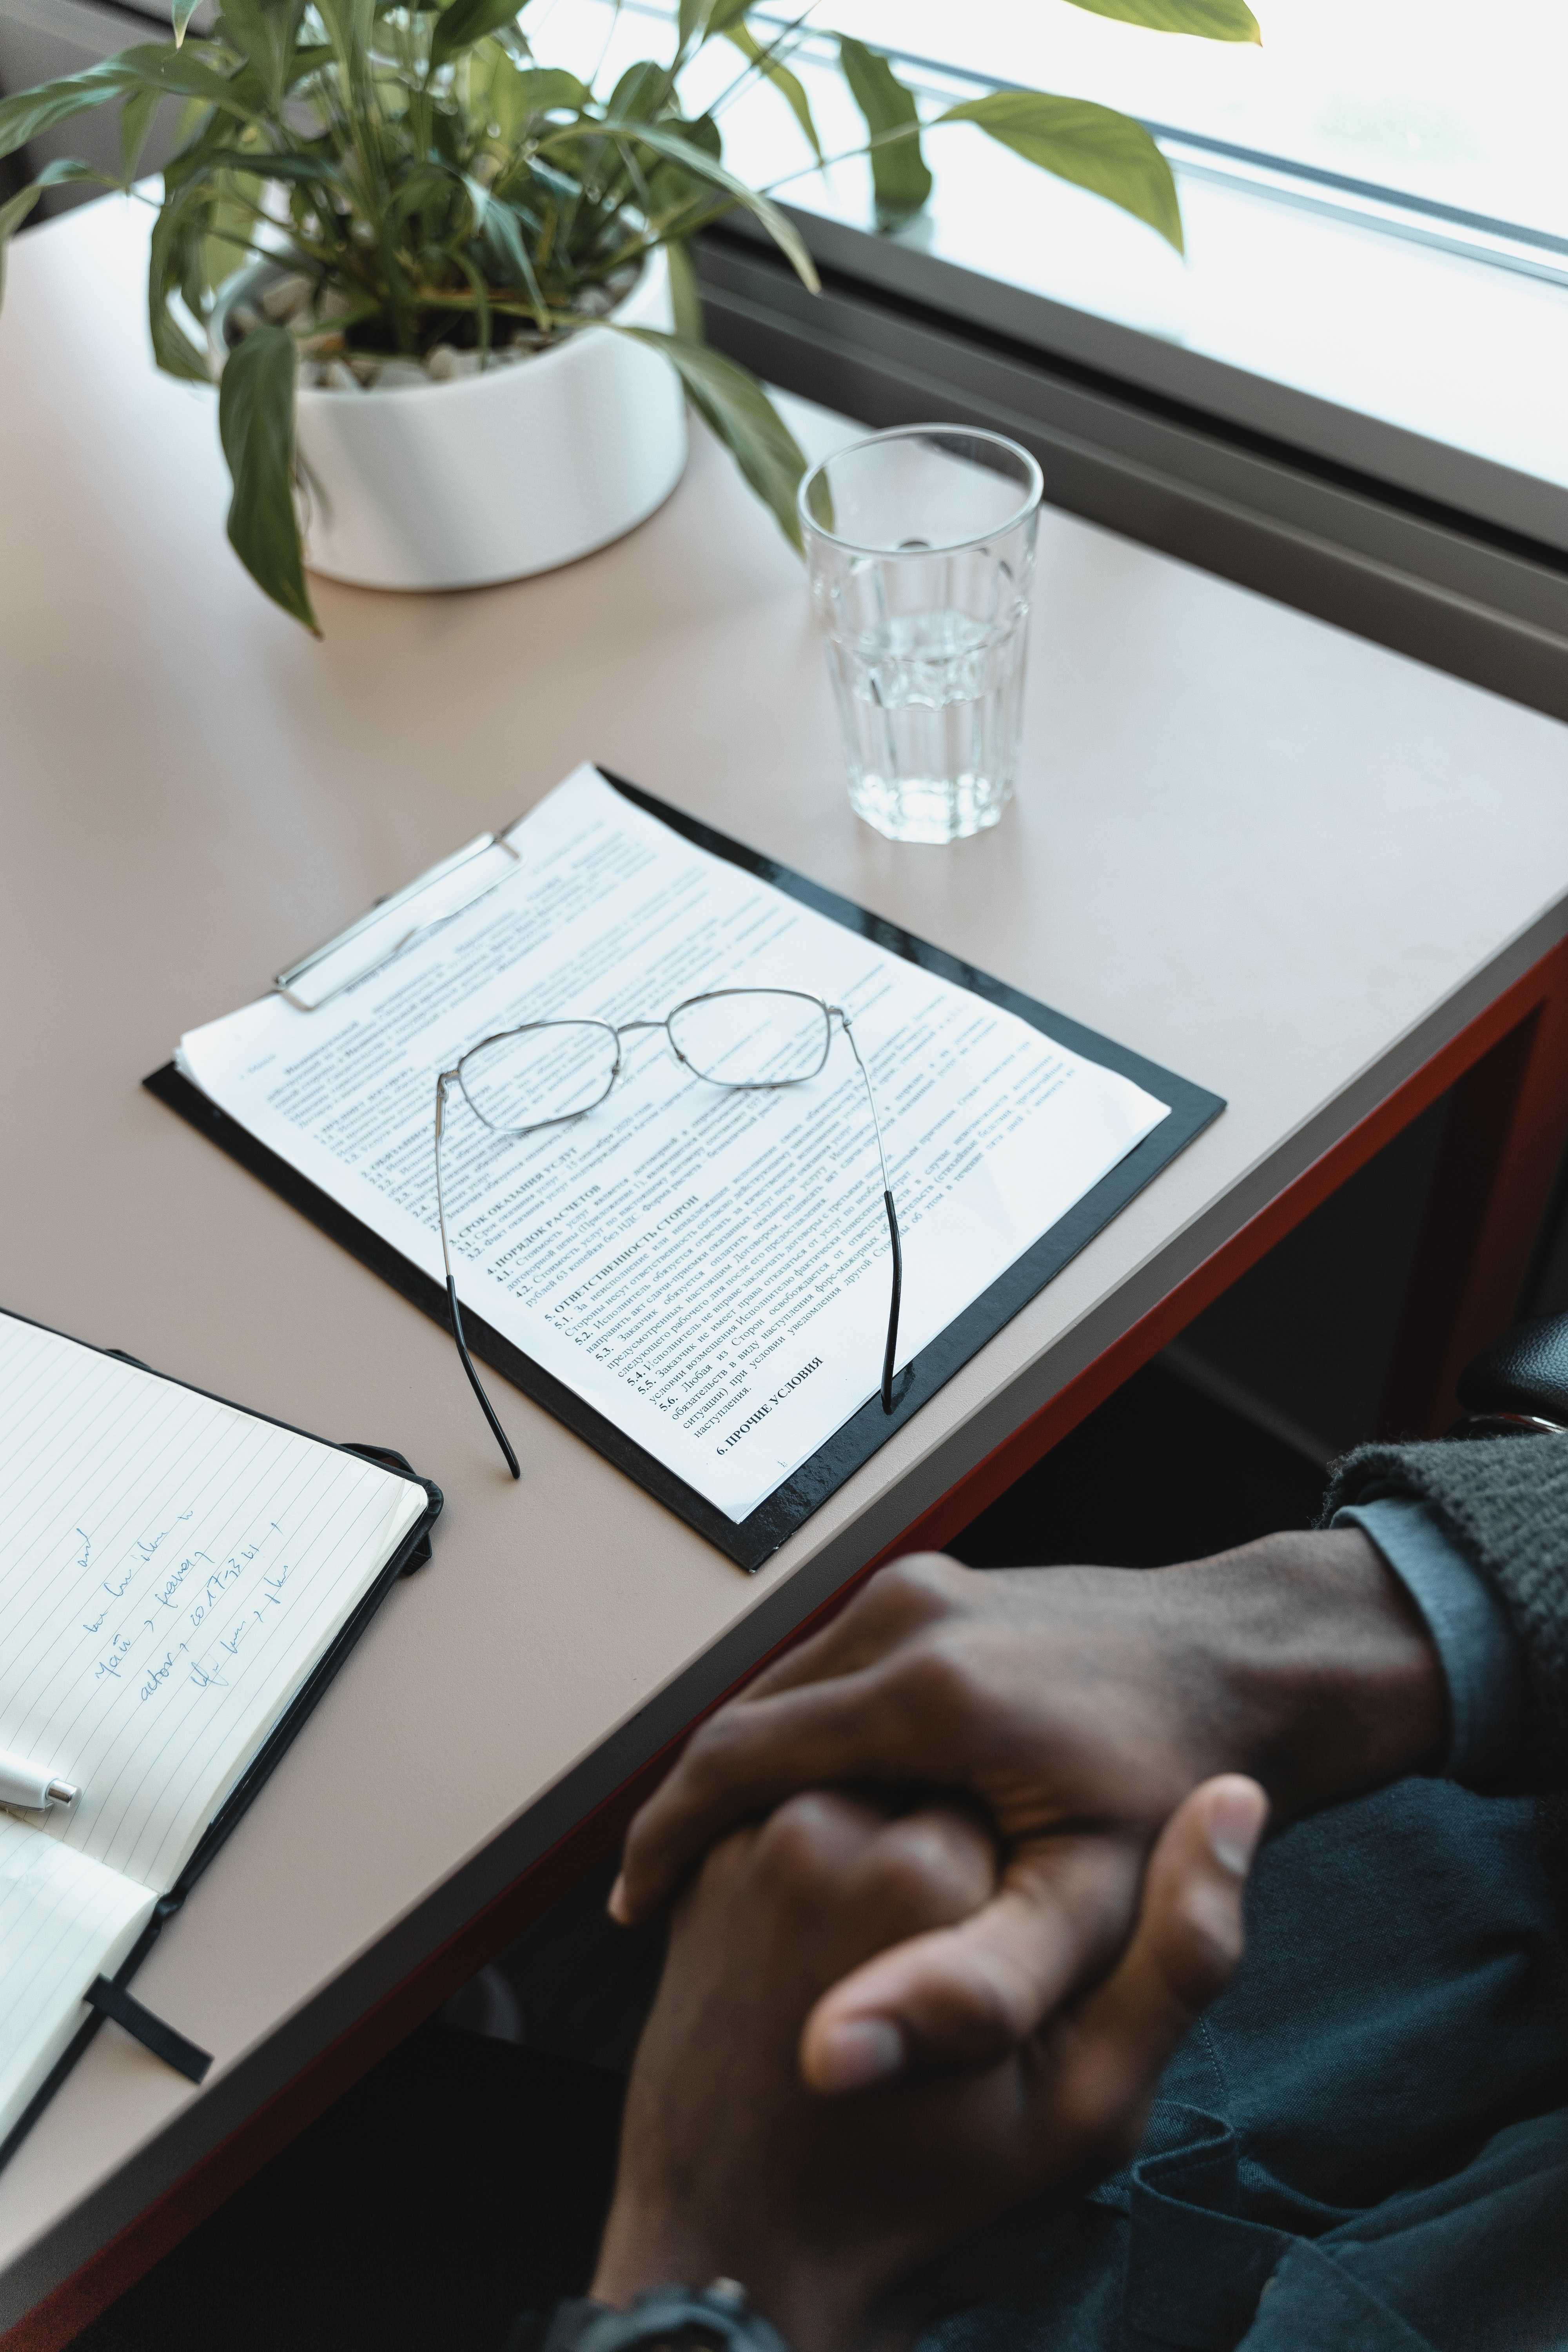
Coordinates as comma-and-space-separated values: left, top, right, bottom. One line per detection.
800, 426, 1043, 844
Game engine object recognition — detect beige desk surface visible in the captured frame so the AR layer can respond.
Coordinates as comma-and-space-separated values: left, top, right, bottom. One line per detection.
3, 192, 1567, 2323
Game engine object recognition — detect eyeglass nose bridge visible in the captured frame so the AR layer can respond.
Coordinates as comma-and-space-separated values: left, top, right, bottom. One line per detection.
611, 1015, 682, 1069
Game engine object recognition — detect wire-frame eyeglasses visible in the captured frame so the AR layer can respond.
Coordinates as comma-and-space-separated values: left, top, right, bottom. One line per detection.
433, 988, 904, 1478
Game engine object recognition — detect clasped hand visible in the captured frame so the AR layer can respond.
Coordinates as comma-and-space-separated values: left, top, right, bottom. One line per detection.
594, 1781, 1262, 2352
612, 1533, 1438, 2092
591, 1534, 1441, 2348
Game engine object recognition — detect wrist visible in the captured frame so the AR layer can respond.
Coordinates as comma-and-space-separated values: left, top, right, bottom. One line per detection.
592, 2205, 877, 2352
537, 2280, 794, 2352
1173, 1527, 1447, 1822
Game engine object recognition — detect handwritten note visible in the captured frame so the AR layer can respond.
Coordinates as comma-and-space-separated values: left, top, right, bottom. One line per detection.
0, 1313, 426, 1895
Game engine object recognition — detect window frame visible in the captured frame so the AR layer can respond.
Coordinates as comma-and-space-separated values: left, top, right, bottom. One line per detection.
667, 5, 1568, 720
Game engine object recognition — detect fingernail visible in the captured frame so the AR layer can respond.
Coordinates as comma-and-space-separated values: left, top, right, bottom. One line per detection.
606, 1873, 630, 1924
1207, 1782, 1267, 1878
812, 2018, 906, 2092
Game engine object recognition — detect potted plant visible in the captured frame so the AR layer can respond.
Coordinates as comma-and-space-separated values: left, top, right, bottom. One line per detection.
0, 0, 1257, 632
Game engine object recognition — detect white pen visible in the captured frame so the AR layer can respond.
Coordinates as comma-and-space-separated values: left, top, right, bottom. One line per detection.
0, 1751, 78, 1811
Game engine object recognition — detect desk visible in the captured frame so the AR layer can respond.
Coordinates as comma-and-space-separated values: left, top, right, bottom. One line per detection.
3, 191, 1567, 2349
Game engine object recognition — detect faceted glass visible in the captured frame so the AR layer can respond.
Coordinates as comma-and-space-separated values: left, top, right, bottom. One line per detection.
800, 426, 1042, 846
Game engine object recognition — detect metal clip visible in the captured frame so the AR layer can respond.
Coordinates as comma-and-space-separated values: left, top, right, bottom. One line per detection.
273, 831, 524, 1011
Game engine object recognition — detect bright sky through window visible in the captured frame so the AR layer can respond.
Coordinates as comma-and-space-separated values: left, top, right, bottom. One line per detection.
825, 1, 1568, 241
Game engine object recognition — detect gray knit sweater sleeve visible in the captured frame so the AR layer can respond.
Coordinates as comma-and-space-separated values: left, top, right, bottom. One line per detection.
1321, 1437, 1568, 1788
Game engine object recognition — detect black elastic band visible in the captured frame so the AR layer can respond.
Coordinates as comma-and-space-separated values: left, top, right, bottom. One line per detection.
85, 1977, 213, 2084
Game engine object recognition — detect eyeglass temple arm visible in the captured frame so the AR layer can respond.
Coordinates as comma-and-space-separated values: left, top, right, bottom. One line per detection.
839, 1016, 902, 1415
436, 1076, 521, 1479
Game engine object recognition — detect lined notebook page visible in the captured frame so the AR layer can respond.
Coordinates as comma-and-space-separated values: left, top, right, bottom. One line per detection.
0, 1816, 156, 2139
0, 1314, 426, 1895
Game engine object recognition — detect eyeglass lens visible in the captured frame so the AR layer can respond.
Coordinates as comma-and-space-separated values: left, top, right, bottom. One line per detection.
459, 1020, 619, 1132
668, 991, 831, 1086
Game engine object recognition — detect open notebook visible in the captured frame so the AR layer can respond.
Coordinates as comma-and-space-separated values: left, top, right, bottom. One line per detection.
0, 1310, 438, 2161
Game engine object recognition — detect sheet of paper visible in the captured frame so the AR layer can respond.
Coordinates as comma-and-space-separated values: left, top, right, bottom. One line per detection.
179, 767, 1170, 1521
0, 1817, 156, 2142
0, 1314, 427, 1893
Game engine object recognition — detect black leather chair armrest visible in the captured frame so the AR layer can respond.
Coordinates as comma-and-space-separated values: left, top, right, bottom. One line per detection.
1457, 1311, 1568, 1435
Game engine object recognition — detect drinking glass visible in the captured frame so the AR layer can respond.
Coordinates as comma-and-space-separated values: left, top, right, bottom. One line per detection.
799, 426, 1043, 844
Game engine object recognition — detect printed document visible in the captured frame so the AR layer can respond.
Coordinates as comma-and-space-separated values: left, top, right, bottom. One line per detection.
180, 767, 1170, 1521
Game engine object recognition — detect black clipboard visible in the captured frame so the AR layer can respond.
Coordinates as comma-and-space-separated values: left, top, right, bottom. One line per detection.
0, 1307, 443, 2175
146, 769, 1224, 1573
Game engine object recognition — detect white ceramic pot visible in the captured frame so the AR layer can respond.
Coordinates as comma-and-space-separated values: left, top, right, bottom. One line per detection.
209, 248, 686, 591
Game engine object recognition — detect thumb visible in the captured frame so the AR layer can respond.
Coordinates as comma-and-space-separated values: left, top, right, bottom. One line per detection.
1039, 1775, 1269, 2173
799, 1832, 1145, 2094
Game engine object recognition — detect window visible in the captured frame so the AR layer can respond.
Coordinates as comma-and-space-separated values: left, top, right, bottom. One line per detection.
829, 1, 1568, 248
568, 0, 1568, 560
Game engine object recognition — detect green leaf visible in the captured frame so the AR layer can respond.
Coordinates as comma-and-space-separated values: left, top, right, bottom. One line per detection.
111, 41, 264, 109
217, 321, 318, 631
464, 172, 548, 325
588, 118, 818, 290
664, 236, 702, 341
723, 23, 820, 161
619, 328, 804, 550
428, 95, 466, 167
0, 159, 99, 303
937, 89, 1183, 252
313, 0, 372, 51
677, 0, 750, 49
385, 158, 456, 225
160, 94, 231, 192
0, 183, 44, 259
215, 0, 307, 102
429, 0, 523, 69
1058, 0, 1260, 39
0, 41, 262, 167
475, 62, 586, 136
172, 0, 201, 42
148, 176, 216, 379
0, 64, 127, 163
120, 83, 161, 179
209, 145, 339, 182
311, 0, 374, 83
455, 247, 492, 358
282, 39, 334, 89
639, 106, 720, 216
201, 175, 266, 300
605, 61, 671, 127
836, 38, 931, 230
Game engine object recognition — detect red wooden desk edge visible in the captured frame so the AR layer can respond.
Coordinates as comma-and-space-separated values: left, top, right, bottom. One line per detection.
10, 931, 1568, 2352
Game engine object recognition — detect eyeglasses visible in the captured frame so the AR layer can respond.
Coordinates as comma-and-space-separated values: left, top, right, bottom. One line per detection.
433, 988, 903, 1479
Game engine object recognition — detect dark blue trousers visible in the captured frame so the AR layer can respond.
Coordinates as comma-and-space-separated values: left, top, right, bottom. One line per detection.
933, 1782, 1568, 2351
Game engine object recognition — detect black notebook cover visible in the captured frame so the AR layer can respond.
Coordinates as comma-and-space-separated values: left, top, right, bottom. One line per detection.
0, 1309, 443, 2175
147, 769, 1224, 1573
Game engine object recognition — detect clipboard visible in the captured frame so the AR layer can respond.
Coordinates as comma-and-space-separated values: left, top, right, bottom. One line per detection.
0, 1307, 443, 2175
147, 769, 1224, 1573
